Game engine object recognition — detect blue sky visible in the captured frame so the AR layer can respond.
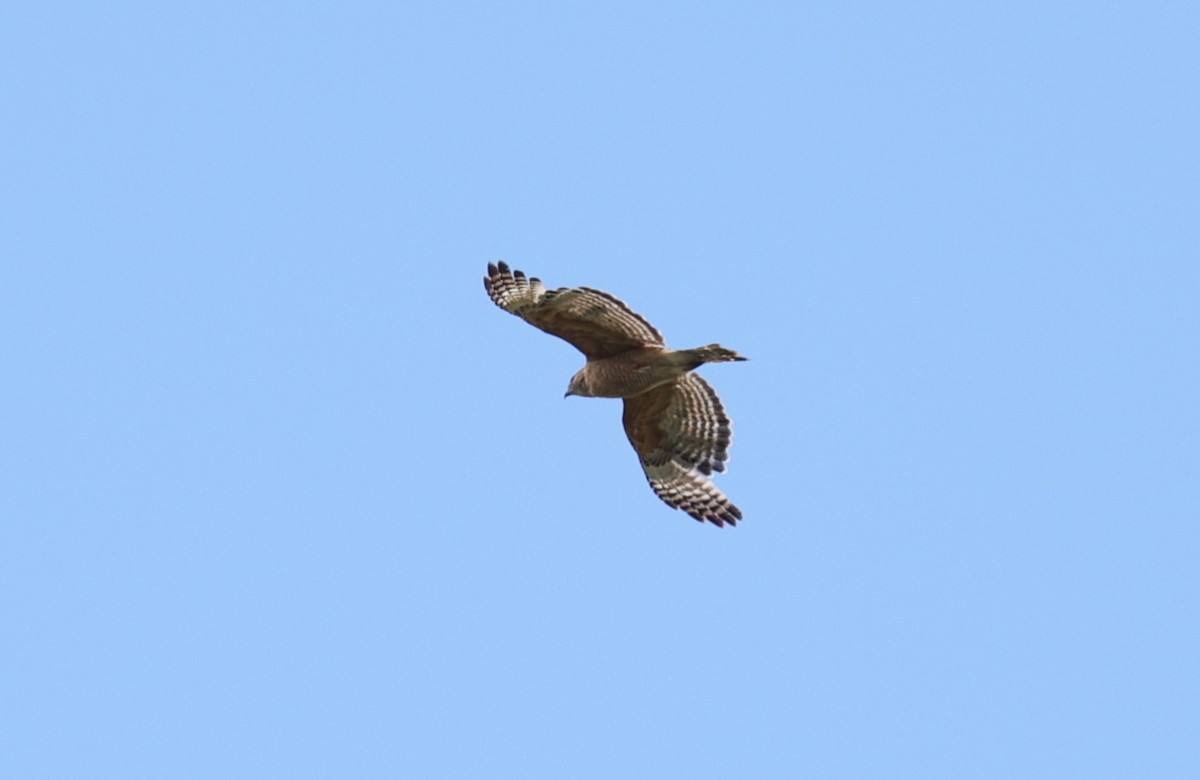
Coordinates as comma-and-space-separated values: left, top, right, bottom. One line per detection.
3, 2, 1198, 777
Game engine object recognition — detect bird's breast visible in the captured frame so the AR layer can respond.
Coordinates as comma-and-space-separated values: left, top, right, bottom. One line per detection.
582, 349, 684, 399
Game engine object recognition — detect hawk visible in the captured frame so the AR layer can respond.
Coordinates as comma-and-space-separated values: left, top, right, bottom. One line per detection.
484, 261, 747, 527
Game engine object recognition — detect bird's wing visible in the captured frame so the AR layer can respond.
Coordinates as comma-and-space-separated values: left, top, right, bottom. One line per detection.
484, 261, 665, 359
622, 374, 741, 526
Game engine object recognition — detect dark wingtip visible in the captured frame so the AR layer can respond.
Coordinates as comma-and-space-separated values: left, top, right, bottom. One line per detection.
715, 510, 739, 527
487, 262, 498, 276
496, 260, 510, 273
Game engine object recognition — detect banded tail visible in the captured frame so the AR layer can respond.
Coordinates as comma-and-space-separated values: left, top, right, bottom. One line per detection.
687, 344, 748, 365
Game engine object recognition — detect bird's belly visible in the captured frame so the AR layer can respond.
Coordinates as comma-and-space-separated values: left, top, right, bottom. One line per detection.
585, 355, 681, 398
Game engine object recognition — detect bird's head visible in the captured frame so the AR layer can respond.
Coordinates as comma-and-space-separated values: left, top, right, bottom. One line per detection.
564, 371, 592, 398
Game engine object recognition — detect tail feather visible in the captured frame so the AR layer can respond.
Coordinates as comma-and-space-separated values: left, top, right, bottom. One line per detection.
690, 344, 748, 364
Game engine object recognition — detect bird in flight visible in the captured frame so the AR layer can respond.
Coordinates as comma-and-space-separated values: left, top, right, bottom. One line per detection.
484, 261, 747, 526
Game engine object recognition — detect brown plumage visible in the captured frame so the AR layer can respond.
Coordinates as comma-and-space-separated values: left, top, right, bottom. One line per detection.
484, 261, 746, 527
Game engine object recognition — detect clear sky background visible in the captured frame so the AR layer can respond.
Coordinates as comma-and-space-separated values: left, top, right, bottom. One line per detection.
3, 2, 1198, 777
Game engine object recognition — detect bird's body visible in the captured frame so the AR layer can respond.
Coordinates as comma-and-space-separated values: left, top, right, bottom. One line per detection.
566, 346, 675, 398
483, 261, 746, 527
566, 345, 742, 398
